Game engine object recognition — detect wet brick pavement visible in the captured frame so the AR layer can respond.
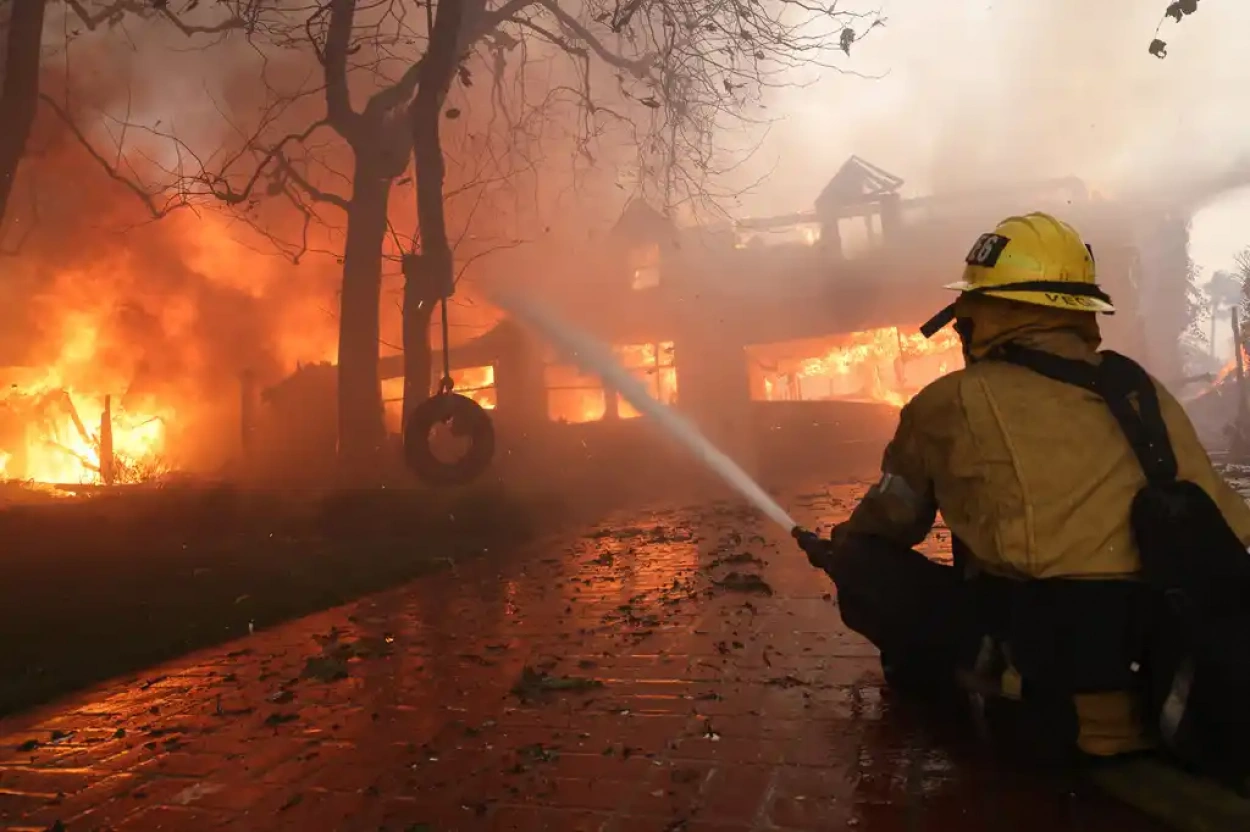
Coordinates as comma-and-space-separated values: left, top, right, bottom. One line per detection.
0, 484, 1167, 831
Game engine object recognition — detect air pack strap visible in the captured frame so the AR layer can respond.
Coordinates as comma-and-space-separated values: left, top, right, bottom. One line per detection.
991, 345, 1178, 485
969, 345, 1179, 696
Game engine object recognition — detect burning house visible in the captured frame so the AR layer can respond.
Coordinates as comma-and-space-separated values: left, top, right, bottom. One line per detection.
0, 156, 1196, 490
350, 157, 1177, 488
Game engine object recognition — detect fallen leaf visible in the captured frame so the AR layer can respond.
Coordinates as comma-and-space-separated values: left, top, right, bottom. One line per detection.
301, 655, 349, 682
714, 572, 774, 596
263, 712, 300, 727
511, 666, 605, 700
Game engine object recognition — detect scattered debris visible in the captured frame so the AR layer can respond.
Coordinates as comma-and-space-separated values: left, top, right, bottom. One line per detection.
517, 743, 560, 764
301, 655, 349, 682
709, 552, 765, 569
171, 781, 224, 806
511, 666, 604, 701
713, 572, 774, 595
263, 712, 300, 727
458, 653, 496, 667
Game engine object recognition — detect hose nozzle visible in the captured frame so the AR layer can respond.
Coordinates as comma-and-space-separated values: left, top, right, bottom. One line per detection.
792, 526, 831, 569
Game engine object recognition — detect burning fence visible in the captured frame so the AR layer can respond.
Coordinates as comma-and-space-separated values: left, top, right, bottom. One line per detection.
0, 378, 168, 486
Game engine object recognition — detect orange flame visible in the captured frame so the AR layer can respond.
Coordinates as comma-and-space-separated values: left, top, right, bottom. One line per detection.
456, 365, 498, 411
546, 342, 676, 423
753, 326, 963, 408
1, 319, 172, 485
1, 210, 343, 486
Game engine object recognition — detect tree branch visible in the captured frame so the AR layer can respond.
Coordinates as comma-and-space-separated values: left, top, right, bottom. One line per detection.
39, 93, 186, 219
535, 0, 653, 77
362, 0, 532, 121
276, 154, 351, 211
64, 0, 247, 35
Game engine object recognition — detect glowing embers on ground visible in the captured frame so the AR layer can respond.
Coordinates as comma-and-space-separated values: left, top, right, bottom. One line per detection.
747, 327, 963, 408
545, 342, 677, 423
0, 379, 168, 485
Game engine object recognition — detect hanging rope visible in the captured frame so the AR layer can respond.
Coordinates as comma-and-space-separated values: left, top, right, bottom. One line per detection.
403, 295, 496, 486
438, 295, 454, 394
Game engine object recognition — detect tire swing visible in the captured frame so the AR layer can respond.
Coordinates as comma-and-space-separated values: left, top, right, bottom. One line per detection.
403, 293, 496, 486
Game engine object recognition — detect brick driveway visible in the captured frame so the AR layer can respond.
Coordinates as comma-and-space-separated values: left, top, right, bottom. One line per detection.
0, 485, 1164, 831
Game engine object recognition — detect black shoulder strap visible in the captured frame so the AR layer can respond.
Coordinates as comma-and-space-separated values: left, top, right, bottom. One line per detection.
992, 345, 1179, 485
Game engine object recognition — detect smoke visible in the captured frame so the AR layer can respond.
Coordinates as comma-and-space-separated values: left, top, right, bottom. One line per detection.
0, 6, 650, 477
742, 0, 1250, 212
0, 16, 346, 473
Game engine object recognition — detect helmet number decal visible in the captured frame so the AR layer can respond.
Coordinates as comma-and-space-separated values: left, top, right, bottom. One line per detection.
965, 233, 1010, 268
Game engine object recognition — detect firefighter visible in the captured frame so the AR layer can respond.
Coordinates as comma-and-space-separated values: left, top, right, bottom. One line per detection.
800, 212, 1250, 762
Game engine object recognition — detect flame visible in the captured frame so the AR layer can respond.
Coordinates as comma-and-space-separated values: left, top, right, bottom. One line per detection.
751, 326, 963, 408
546, 342, 676, 423
1216, 356, 1240, 385
1, 313, 173, 485
0, 209, 343, 486
1, 384, 170, 485
455, 365, 498, 411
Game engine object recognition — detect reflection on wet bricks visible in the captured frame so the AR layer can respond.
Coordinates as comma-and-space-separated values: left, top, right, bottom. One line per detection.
0, 485, 1166, 831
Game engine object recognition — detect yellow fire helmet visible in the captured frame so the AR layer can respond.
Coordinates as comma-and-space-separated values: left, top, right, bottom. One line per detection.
920, 212, 1115, 338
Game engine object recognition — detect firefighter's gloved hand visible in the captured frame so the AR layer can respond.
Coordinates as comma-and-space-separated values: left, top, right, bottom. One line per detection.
793, 526, 835, 570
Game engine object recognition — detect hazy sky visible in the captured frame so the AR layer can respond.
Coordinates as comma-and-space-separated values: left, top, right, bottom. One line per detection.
736, 0, 1250, 277
86, 0, 1250, 277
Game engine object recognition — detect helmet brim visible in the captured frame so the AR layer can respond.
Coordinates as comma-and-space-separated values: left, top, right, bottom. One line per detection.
943, 282, 1115, 314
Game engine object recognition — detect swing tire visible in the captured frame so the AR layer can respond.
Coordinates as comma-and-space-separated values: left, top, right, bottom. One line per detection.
403, 393, 496, 486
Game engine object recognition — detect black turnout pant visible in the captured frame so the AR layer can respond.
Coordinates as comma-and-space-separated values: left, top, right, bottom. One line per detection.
825, 534, 1086, 763
824, 533, 979, 690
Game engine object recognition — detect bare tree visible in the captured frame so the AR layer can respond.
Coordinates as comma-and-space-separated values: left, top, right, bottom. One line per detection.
0, 0, 50, 234
49, 0, 875, 477
1, 0, 265, 250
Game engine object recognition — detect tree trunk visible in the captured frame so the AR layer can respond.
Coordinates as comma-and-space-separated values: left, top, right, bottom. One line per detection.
403, 0, 463, 422
0, 0, 48, 229
336, 157, 392, 475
